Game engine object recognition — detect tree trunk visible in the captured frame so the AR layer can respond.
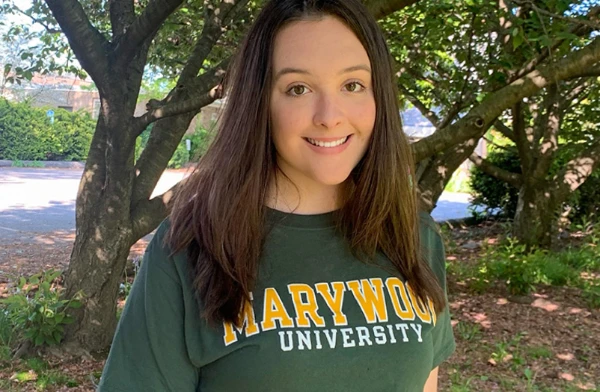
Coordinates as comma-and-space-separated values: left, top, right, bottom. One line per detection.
512, 179, 555, 248
63, 219, 133, 351
60, 97, 139, 349
417, 138, 481, 213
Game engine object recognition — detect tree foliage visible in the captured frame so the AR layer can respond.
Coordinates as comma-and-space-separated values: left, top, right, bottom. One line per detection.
0, 99, 95, 161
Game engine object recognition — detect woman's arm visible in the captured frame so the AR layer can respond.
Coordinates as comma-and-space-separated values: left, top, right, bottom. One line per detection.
423, 367, 439, 392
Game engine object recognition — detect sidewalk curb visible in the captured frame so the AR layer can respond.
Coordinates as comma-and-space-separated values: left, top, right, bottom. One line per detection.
0, 160, 85, 169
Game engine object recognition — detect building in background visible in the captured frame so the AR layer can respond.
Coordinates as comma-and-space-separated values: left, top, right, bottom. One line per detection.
1, 72, 221, 133
5, 73, 101, 116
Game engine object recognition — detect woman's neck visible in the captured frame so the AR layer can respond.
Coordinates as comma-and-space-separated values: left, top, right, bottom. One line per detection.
265, 171, 347, 215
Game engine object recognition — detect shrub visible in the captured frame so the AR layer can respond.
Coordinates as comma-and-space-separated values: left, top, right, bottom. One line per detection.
566, 171, 600, 224
135, 124, 213, 169
470, 148, 521, 218
0, 99, 95, 161
1, 270, 83, 347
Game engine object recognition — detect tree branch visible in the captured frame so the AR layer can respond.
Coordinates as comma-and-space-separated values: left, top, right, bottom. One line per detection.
532, 84, 560, 179
512, 101, 533, 173
470, 153, 523, 188
178, 0, 249, 83
552, 139, 600, 206
15, 7, 61, 34
45, 0, 110, 85
363, 0, 420, 19
418, 137, 482, 211
494, 119, 516, 142
133, 59, 229, 134
560, 79, 593, 112
398, 84, 440, 127
134, 87, 222, 135
483, 135, 513, 153
437, 103, 463, 130
113, 0, 185, 63
512, 1, 600, 31
568, 65, 600, 79
131, 178, 187, 240
109, 0, 135, 38
129, 0, 246, 207
507, 6, 600, 85
412, 35, 600, 162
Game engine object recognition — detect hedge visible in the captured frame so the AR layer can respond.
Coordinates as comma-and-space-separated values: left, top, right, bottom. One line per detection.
0, 99, 95, 161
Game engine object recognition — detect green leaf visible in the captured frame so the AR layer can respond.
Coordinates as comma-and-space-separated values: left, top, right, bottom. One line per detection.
513, 33, 524, 50
47, 270, 61, 282
556, 31, 579, 41
34, 333, 45, 346
69, 300, 82, 309
40, 281, 50, 292
52, 330, 62, 344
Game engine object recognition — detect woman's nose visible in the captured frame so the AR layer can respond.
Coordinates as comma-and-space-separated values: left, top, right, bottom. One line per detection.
312, 93, 344, 130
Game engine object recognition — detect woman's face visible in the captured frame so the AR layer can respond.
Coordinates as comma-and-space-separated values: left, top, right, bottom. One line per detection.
270, 16, 376, 195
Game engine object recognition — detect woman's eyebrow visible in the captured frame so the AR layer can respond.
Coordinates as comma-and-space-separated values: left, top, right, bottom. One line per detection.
273, 64, 371, 82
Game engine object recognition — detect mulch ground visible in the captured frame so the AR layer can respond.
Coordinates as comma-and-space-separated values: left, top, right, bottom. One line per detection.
0, 222, 598, 391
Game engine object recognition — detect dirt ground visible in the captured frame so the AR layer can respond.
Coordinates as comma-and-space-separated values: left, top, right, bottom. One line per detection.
0, 223, 598, 391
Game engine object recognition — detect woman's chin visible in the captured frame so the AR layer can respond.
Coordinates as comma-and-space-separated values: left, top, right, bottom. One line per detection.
312, 172, 353, 187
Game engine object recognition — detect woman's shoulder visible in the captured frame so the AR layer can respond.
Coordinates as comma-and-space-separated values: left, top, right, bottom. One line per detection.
417, 210, 443, 258
142, 218, 189, 283
418, 210, 441, 238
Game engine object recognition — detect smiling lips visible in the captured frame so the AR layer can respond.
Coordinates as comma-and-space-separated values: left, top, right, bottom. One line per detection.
305, 135, 350, 148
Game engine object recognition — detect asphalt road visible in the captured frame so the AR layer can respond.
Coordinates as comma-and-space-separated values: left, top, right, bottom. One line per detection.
0, 168, 474, 242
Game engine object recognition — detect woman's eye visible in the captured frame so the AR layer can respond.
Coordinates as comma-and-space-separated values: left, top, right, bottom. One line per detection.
288, 85, 308, 96
344, 82, 365, 92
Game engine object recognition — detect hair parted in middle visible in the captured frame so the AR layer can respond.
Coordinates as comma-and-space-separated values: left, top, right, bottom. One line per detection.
167, 0, 446, 326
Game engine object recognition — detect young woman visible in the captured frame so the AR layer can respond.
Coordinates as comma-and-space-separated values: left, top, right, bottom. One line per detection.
99, 0, 455, 391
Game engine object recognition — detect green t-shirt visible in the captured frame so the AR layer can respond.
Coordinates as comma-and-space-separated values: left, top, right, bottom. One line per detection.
98, 210, 455, 392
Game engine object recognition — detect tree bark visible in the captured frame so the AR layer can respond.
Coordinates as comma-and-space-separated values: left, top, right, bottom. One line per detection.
417, 137, 483, 212
513, 179, 555, 248
63, 104, 138, 350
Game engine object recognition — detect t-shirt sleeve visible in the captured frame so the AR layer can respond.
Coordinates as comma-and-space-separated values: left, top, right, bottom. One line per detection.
420, 212, 456, 370
98, 222, 199, 392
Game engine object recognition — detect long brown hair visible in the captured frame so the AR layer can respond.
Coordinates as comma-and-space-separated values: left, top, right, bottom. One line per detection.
168, 0, 446, 325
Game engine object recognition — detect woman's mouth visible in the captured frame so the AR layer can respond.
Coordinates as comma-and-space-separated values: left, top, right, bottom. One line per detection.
304, 135, 350, 148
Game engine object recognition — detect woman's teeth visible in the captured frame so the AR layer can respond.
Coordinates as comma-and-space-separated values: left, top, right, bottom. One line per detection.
306, 136, 349, 148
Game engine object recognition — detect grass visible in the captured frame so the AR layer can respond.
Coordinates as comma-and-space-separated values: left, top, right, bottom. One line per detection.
0, 356, 79, 391
11, 160, 45, 168
455, 321, 482, 341
446, 229, 600, 307
526, 345, 553, 360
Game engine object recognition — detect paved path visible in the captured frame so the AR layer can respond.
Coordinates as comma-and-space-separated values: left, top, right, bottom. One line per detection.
0, 168, 187, 242
0, 168, 473, 241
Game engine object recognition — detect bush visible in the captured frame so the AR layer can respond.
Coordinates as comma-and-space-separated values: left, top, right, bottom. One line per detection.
135, 124, 214, 169
0, 99, 95, 161
1, 270, 83, 347
470, 148, 521, 217
566, 171, 600, 224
